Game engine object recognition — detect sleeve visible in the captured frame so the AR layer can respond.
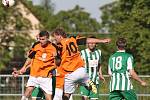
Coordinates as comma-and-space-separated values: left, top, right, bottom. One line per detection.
80, 50, 86, 68
98, 49, 102, 64
80, 50, 84, 59
76, 37, 87, 45
28, 42, 39, 59
108, 58, 112, 75
127, 55, 134, 70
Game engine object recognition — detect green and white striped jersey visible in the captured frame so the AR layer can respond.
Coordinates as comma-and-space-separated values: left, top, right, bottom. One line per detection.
81, 48, 101, 84
108, 50, 134, 92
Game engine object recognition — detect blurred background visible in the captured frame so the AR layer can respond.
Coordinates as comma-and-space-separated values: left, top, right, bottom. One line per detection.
0, 0, 149, 100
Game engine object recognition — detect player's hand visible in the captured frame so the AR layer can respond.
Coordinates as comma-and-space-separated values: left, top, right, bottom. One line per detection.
99, 75, 105, 83
141, 81, 147, 86
102, 38, 111, 43
19, 67, 26, 74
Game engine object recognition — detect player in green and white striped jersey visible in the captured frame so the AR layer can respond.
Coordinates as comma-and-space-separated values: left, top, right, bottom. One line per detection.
80, 36, 105, 100
108, 38, 147, 100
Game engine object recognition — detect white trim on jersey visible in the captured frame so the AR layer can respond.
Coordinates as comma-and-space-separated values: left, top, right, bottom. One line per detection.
127, 57, 133, 70
108, 65, 112, 75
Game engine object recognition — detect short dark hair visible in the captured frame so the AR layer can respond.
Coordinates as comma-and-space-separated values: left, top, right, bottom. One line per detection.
39, 31, 49, 38
116, 38, 127, 49
52, 28, 66, 38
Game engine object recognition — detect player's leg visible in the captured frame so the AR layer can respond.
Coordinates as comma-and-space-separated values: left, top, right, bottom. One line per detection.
39, 77, 53, 100
53, 67, 65, 100
31, 86, 44, 100
77, 67, 97, 94
53, 88, 63, 100
63, 72, 76, 99
21, 86, 34, 100
44, 93, 52, 100
80, 85, 90, 100
69, 94, 73, 100
21, 76, 37, 100
52, 75, 56, 99
121, 90, 137, 100
64, 67, 90, 100
108, 90, 123, 100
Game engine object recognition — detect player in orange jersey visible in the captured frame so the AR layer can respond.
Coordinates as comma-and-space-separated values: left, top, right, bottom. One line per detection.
12, 31, 60, 100
52, 28, 111, 100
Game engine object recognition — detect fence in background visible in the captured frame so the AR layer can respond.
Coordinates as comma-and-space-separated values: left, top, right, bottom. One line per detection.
0, 75, 150, 100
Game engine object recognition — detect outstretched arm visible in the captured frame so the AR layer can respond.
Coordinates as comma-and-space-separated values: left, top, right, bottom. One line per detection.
86, 38, 111, 44
76, 37, 111, 45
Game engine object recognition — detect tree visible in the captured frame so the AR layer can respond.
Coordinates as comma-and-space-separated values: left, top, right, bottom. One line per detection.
100, 0, 150, 74
0, 2, 33, 71
51, 5, 101, 32
24, 3, 101, 32
41, 0, 55, 13
22, 0, 54, 30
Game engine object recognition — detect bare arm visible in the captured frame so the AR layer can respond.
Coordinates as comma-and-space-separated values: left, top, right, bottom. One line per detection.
98, 64, 105, 82
19, 58, 31, 73
12, 58, 31, 77
87, 38, 111, 44
129, 69, 147, 86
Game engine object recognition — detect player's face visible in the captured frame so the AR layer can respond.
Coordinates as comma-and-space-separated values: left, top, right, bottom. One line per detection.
87, 43, 96, 50
39, 36, 48, 46
53, 33, 62, 43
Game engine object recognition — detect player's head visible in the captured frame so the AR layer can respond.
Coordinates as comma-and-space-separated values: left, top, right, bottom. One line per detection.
116, 37, 127, 50
87, 36, 97, 51
39, 31, 49, 46
52, 28, 67, 43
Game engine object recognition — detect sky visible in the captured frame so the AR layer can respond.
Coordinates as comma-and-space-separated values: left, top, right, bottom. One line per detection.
33, 0, 114, 21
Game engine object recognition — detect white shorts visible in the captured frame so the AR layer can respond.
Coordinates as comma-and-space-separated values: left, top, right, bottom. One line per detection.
64, 67, 89, 94
26, 76, 52, 94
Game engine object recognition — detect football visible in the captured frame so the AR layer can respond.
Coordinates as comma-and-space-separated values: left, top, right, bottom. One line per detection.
2, 0, 15, 7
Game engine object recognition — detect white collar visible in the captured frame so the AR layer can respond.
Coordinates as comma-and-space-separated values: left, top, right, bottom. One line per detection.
117, 50, 125, 52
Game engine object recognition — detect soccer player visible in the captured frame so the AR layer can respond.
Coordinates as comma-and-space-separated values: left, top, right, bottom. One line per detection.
12, 31, 59, 100
80, 36, 105, 100
108, 38, 147, 100
52, 28, 111, 100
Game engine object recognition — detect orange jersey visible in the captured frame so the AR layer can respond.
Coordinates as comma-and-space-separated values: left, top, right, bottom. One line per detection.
58, 37, 84, 72
29, 42, 57, 77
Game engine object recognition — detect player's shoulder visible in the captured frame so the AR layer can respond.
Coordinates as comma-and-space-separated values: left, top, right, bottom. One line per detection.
96, 49, 101, 53
125, 52, 133, 58
109, 52, 117, 59
81, 49, 85, 52
81, 48, 88, 53
31, 41, 40, 48
51, 42, 57, 48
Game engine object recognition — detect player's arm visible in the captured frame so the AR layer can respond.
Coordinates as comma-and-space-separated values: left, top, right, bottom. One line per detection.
12, 58, 31, 77
12, 42, 38, 77
86, 38, 111, 44
76, 36, 111, 45
127, 56, 147, 86
98, 64, 105, 82
108, 57, 112, 76
129, 69, 146, 86
19, 58, 31, 73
